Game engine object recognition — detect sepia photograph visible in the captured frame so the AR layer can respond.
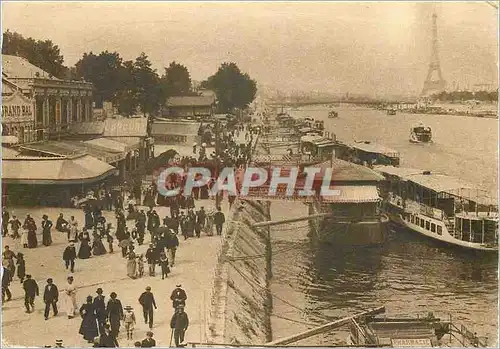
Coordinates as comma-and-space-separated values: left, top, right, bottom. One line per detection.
0, 1, 498, 348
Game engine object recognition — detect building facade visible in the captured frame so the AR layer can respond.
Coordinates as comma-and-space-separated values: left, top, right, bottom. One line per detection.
1, 78, 36, 143
2, 55, 94, 143
163, 95, 215, 118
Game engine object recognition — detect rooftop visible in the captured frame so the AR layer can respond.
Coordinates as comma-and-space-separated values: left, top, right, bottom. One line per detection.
151, 120, 201, 135
315, 159, 385, 182
2, 154, 116, 184
166, 95, 215, 107
374, 165, 496, 205
349, 141, 400, 157
103, 117, 148, 137
2, 55, 57, 80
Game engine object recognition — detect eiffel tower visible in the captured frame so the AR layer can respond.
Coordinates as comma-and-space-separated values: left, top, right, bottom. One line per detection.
421, 12, 446, 96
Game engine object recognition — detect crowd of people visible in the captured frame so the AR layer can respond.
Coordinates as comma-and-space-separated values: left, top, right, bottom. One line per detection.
1, 120, 261, 348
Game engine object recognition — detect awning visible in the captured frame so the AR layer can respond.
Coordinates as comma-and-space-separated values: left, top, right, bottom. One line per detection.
105, 137, 142, 149
321, 185, 380, 203
84, 138, 129, 153
2, 154, 118, 185
1, 135, 19, 144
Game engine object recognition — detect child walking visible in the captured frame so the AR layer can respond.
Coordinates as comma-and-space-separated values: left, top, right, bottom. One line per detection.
137, 254, 145, 278
159, 253, 170, 280
123, 305, 136, 340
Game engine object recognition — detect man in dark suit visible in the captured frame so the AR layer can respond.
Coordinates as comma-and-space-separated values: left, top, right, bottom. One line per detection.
213, 207, 225, 236
138, 286, 157, 329
170, 284, 187, 309
22, 274, 39, 313
93, 287, 107, 335
170, 306, 189, 347
43, 278, 59, 320
99, 324, 119, 347
62, 243, 77, 273
1, 266, 12, 302
140, 331, 156, 347
106, 292, 124, 338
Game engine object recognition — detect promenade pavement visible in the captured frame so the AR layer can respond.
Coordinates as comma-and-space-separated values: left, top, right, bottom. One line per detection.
2, 198, 230, 348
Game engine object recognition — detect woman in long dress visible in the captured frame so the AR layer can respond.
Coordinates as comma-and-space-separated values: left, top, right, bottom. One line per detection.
92, 232, 107, 256
24, 215, 38, 248
21, 228, 28, 248
78, 231, 92, 259
84, 205, 94, 230
41, 215, 53, 246
126, 250, 137, 279
79, 295, 99, 343
64, 276, 78, 318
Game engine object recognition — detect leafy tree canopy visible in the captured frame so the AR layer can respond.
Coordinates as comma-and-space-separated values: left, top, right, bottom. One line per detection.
161, 61, 193, 96
201, 62, 257, 113
2, 30, 65, 78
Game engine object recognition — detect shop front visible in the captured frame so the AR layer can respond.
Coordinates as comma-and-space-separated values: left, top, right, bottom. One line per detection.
1, 90, 36, 144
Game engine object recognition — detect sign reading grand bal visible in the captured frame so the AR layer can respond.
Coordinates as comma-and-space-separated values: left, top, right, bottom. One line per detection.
1, 90, 34, 123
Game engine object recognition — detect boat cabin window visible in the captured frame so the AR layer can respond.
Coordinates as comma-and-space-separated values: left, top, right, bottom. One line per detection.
437, 225, 442, 235
431, 223, 436, 233
410, 215, 415, 224
425, 221, 430, 230
420, 219, 425, 229
415, 217, 420, 225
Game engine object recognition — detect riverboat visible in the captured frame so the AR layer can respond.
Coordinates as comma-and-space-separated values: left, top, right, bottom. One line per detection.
387, 109, 396, 115
337, 141, 400, 167
410, 122, 432, 143
328, 110, 338, 118
308, 159, 389, 246
347, 312, 490, 347
375, 166, 498, 252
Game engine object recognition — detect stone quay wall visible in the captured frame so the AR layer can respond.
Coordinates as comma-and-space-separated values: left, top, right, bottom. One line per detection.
205, 198, 273, 346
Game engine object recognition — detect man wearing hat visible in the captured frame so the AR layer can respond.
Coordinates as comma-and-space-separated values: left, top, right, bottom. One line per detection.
106, 292, 123, 338
22, 274, 39, 313
62, 242, 77, 273
141, 331, 156, 347
145, 244, 157, 276
138, 286, 157, 329
99, 324, 119, 347
170, 284, 187, 309
170, 305, 189, 347
93, 288, 107, 335
43, 278, 58, 320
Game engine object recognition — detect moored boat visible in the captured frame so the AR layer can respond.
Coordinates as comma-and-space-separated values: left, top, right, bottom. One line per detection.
387, 109, 396, 115
347, 311, 490, 347
337, 140, 400, 167
307, 159, 389, 246
410, 122, 432, 143
375, 166, 498, 252
328, 110, 338, 118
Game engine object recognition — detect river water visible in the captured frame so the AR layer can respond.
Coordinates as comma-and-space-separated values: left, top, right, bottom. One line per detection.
269, 105, 499, 346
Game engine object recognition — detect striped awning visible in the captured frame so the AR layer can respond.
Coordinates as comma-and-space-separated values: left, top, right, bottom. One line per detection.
2, 154, 118, 184
321, 185, 380, 203
243, 185, 380, 204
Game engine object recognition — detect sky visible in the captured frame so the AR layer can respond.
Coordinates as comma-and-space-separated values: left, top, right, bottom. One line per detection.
2, 1, 498, 97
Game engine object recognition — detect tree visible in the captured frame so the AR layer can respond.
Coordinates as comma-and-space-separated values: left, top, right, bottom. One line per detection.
133, 52, 163, 116
115, 60, 139, 116
2, 30, 65, 78
75, 51, 125, 107
202, 62, 257, 113
161, 61, 192, 96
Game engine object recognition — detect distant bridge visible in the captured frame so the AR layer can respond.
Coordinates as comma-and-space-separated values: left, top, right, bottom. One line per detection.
267, 100, 383, 107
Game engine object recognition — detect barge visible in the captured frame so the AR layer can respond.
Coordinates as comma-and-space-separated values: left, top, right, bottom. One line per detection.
375, 166, 498, 252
